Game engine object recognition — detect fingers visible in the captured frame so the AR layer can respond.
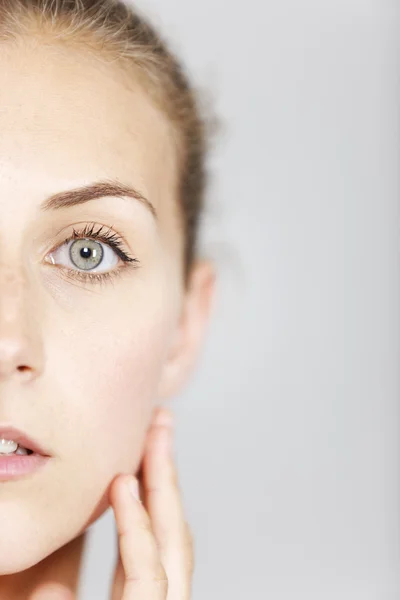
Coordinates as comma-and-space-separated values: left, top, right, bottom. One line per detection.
140, 407, 194, 599
110, 554, 125, 600
29, 583, 75, 600
109, 474, 168, 600
109, 407, 194, 600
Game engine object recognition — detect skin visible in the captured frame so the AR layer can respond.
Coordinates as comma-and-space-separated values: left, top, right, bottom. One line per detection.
0, 35, 215, 599
31, 406, 193, 600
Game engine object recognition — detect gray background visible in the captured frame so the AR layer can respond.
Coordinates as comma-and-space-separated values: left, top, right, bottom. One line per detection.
78, 1, 400, 598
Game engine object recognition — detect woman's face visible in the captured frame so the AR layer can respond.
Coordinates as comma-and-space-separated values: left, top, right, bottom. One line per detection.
0, 41, 213, 572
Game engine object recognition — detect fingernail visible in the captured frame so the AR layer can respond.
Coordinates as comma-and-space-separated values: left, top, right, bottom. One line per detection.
128, 477, 140, 502
154, 407, 174, 428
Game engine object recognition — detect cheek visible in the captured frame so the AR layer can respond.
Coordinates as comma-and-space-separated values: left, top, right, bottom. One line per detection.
58, 311, 170, 464
0, 268, 183, 574
83, 322, 165, 468
0, 310, 175, 574
45, 302, 175, 522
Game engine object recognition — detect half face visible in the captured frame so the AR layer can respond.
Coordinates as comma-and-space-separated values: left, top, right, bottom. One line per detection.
0, 38, 188, 572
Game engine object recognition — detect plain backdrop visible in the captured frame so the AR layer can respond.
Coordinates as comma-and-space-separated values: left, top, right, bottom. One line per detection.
77, 1, 400, 598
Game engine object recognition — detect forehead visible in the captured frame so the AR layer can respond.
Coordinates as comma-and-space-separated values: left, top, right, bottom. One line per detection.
0, 41, 180, 230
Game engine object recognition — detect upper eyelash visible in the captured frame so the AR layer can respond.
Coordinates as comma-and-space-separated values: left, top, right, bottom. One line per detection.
66, 222, 139, 265
50, 222, 141, 286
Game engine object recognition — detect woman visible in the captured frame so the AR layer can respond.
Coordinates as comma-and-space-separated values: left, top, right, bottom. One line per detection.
0, 0, 216, 598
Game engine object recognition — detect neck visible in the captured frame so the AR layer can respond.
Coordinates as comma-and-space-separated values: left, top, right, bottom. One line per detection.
0, 532, 88, 600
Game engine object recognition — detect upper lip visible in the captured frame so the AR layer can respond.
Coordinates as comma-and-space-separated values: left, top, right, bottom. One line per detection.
0, 426, 50, 456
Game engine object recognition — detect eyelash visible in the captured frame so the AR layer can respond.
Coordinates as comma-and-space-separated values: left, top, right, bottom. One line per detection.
53, 222, 140, 286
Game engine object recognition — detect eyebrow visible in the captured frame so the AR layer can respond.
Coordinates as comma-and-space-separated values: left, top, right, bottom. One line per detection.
40, 179, 157, 220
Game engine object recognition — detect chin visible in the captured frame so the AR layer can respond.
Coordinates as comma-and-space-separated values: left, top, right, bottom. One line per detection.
0, 533, 46, 574
0, 508, 66, 574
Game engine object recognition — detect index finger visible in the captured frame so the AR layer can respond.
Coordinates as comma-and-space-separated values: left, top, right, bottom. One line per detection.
109, 474, 168, 600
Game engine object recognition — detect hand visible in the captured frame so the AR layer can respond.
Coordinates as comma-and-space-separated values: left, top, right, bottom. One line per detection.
108, 406, 194, 599
30, 406, 194, 600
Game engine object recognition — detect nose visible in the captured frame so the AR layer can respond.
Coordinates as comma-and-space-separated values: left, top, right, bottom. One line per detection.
0, 266, 45, 383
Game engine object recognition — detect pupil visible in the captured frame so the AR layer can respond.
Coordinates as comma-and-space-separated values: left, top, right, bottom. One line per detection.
80, 247, 92, 259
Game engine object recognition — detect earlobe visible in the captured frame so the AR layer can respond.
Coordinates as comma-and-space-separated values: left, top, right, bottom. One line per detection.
156, 259, 216, 400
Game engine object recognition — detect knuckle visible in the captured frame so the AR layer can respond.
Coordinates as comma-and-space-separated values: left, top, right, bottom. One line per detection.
138, 518, 155, 538
126, 564, 169, 590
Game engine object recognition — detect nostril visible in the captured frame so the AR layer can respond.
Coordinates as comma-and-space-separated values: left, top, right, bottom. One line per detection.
17, 365, 30, 372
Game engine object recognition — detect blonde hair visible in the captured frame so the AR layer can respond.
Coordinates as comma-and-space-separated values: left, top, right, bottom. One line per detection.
0, 0, 214, 286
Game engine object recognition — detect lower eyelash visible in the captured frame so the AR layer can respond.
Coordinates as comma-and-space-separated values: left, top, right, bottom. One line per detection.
60, 265, 127, 287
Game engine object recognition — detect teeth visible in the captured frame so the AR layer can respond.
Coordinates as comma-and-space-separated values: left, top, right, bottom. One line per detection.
0, 439, 29, 455
0, 439, 18, 454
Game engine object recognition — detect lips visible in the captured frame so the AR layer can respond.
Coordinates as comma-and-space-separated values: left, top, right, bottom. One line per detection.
0, 426, 50, 456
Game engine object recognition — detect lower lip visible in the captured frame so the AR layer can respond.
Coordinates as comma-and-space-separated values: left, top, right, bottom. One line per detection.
0, 454, 50, 481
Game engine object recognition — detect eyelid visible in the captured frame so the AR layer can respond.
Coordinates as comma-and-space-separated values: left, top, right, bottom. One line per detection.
46, 222, 136, 261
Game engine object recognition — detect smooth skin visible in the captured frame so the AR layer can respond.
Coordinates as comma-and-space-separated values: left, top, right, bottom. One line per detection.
0, 33, 214, 599
30, 406, 191, 600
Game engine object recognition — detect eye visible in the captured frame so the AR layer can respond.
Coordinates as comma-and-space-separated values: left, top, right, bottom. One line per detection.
44, 223, 140, 285
49, 237, 118, 273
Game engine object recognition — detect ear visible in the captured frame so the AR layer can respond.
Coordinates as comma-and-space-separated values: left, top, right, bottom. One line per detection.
156, 259, 216, 400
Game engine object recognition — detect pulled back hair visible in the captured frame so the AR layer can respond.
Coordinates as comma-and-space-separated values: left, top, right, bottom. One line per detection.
0, 0, 214, 287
